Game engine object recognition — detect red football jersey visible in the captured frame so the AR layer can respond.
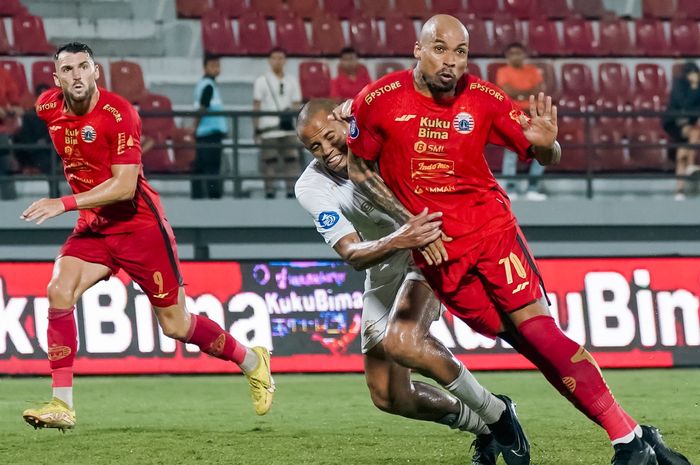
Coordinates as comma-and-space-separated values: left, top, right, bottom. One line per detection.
348, 69, 533, 259
36, 88, 166, 234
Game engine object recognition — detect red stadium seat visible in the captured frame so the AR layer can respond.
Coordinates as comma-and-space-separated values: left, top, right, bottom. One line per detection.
670, 19, 700, 56
349, 16, 381, 56
503, 0, 536, 20
676, 0, 700, 20
549, 118, 589, 172
466, 0, 501, 19
457, 14, 492, 57
635, 19, 672, 57
492, 15, 523, 54
0, 20, 12, 55
527, 19, 563, 57
286, 0, 320, 19
431, 0, 464, 15
641, 0, 676, 19
201, 12, 238, 55
593, 126, 628, 172
634, 63, 668, 99
627, 119, 669, 171
211, 0, 247, 18
598, 62, 631, 101
562, 17, 599, 57
311, 14, 346, 56
142, 133, 174, 173
299, 61, 331, 100
633, 94, 665, 113
109, 61, 148, 104
12, 15, 54, 55
31, 61, 56, 91
376, 61, 405, 77
0, 60, 29, 104
276, 14, 312, 56
324, 0, 357, 19
140, 94, 176, 139
558, 94, 588, 114
0, 0, 25, 17
357, 0, 392, 18
536, 0, 572, 19
571, 0, 610, 19
395, 0, 428, 19
532, 60, 557, 97
594, 95, 627, 131
384, 15, 417, 56
598, 18, 635, 56
468, 62, 482, 79
172, 128, 197, 173
239, 12, 273, 56
176, 0, 209, 18
249, 0, 282, 18
486, 61, 505, 84
561, 63, 594, 104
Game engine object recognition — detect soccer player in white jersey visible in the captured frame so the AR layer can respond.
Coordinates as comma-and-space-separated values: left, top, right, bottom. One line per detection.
295, 99, 530, 465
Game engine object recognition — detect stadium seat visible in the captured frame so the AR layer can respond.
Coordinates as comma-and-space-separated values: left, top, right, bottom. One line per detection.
676, 0, 700, 20
503, 0, 537, 20
212, 0, 247, 18
492, 15, 523, 54
634, 63, 668, 99
593, 126, 628, 172
142, 132, 175, 173
31, 61, 56, 91
0, 60, 32, 108
595, 95, 627, 129
558, 95, 588, 114
311, 14, 346, 56
627, 119, 669, 171
12, 15, 54, 55
0, 0, 25, 17
0, 20, 12, 55
562, 17, 599, 56
561, 63, 594, 105
466, 0, 502, 19
384, 15, 417, 56
456, 14, 492, 57
357, 0, 392, 18
468, 62, 482, 79
140, 94, 176, 139
276, 14, 312, 56
599, 62, 631, 101
239, 12, 273, 56
286, 0, 320, 19
324, 0, 358, 19
299, 61, 331, 100
376, 61, 405, 77
176, 0, 209, 18
670, 19, 700, 56
537, 0, 572, 19
394, 0, 428, 19
201, 12, 238, 56
527, 19, 563, 57
431, 0, 464, 15
486, 61, 505, 84
171, 128, 196, 172
641, 0, 676, 19
635, 19, 672, 57
249, 0, 283, 18
598, 18, 636, 56
633, 94, 665, 113
549, 118, 588, 172
349, 16, 381, 56
532, 60, 557, 97
109, 61, 148, 104
571, 0, 610, 19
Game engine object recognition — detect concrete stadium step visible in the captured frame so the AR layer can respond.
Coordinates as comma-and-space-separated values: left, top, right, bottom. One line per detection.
149, 82, 254, 107
25, 0, 135, 20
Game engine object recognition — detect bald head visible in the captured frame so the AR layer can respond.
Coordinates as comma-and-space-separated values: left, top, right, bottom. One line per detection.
296, 98, 337, 132
419, 14, 469, 46
296, 99, 349, 175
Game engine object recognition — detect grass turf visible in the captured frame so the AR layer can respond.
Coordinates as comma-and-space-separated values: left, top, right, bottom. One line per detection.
0, 369, 698, 465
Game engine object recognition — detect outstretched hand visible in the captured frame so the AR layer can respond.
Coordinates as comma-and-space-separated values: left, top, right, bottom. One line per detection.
328, 99, 353, 123
20, 198, 65, 225
519, 92, 558, 149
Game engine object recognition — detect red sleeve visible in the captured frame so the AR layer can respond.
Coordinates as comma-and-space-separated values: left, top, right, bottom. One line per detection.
488, 90, 533, 161
347, 89, 383, 162
110, 103, 142, 165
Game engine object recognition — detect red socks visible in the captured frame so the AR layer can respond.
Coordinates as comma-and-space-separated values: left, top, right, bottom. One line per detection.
517, 315, 636, 442
185, 314, 247, 364
48, 307, 77, 388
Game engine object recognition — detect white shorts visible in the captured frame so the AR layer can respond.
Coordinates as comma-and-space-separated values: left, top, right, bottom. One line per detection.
360, 259, 426, 354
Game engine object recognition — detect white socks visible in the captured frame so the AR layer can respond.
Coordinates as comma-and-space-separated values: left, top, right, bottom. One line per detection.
445, 363, 506, 425
53, 387, 73, 409
239, 347, 259, 374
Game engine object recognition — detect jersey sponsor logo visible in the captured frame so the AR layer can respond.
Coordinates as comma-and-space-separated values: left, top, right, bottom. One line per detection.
411, 158, 455, 180
418, 117, 450, 140
364, 80, 402, 105
349, 118, 359, 139
153, 292, 170, 299
81, 125, 97, 143
117, 132, 126, 155
414, 141, 427, 153
395, 114, 416, 122
102, 103, 123, 122
414, 141, 445, 155
49, 125, 61, 133
48, 345, 71, 361
510, 109, 526, 123
65, 128, 79, 145
453, 112, 475, 135
469, 82, 505, 101
425, 185, 456, 193
318, 211, 341, 229
36, 101, 57, 112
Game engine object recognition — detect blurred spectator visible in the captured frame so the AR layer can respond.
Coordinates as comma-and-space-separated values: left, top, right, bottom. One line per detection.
330, 47, 372, 101
663, 61, 700, 201
14, 84, 54, 175
192, 54, 228, 199
496, 42, 546, 200
0, 65, 22, 199
253, 48, 301, 199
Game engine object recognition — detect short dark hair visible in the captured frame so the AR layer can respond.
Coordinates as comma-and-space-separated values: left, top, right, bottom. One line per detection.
504, 42, 526, 54
54, 42, 94, 61
297, 98, 338, 132
682, 61, 699, 77
269, 47, 286, 57
340, 47, 357, 56
203, 53, 219, 66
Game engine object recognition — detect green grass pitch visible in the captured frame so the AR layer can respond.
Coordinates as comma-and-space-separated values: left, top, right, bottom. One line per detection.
0, 369, 698, 465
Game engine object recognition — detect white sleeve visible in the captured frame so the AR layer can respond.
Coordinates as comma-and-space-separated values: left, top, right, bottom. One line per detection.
295, 180, 356, 247
253, 76, 266, 102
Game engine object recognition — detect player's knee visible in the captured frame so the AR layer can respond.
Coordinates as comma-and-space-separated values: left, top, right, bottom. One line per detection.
366, 381, 393, 413
383, 324, 422, 366
46, 279, 78, 308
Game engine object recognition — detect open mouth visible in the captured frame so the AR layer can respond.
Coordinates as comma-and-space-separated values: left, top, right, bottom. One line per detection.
326, 153, 342, 170
437, 71, 454, 83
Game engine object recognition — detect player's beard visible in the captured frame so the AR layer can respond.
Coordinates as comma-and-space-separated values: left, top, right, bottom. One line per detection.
423, 72, 457, 94
64, 81, 97, 115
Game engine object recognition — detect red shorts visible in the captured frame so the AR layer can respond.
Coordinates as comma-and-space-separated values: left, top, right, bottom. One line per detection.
416, 225, 544, 337
59, 221, 183, 307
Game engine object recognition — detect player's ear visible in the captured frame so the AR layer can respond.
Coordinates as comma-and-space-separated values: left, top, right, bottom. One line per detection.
413, 42, 421, 60
52, 72, 60, 88
94, 63, 100, 83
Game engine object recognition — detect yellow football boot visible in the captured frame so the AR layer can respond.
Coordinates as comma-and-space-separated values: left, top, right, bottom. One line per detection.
245, 346, 275, 415
23, 398, 75, 431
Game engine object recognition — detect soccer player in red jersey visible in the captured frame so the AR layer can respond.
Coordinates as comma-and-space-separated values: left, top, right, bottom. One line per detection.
344, 15, 690, 465
20, 43, 275, 430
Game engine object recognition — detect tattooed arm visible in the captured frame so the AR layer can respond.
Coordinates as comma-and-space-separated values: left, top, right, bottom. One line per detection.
347, 148, 449, 265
